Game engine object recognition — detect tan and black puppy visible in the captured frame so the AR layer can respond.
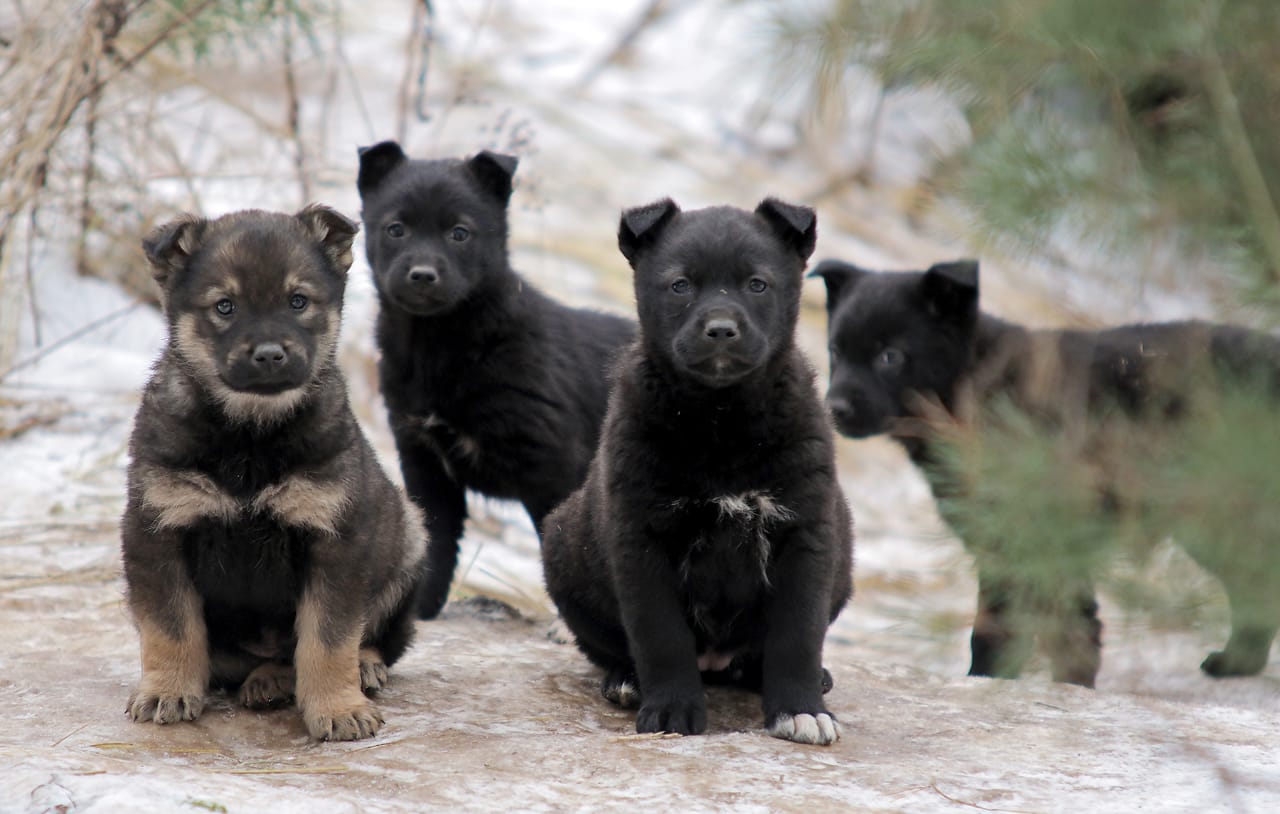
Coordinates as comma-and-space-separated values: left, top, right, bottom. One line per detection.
122, 205, 426, 741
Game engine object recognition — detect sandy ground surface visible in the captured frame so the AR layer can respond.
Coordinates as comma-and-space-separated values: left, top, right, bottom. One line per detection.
3, 1, 1280, 812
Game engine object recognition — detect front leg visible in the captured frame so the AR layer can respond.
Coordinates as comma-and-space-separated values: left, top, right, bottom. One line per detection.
393, 428, 467, 619
761, 530, 841, 746
612, 532, 706, 735
123, 522, 210, 725
294, 561, 382, 741
968, 566, 1033, 681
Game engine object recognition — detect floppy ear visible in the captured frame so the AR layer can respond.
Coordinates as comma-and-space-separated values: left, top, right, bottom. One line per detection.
755, 197, 817, 261
467, 150, 519, 204
618, 197, 680, 265
357, 140, 408, 197
807, 259, 870, 311
142, 214, 207, 291
921, 259, 979, 320
296, 204, 360, 274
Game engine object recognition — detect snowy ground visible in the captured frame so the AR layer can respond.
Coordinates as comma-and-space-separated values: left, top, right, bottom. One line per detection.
2, 1, 1279, 812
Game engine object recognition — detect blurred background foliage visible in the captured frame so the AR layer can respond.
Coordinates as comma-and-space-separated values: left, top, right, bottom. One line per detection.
764, 0, 1280, 316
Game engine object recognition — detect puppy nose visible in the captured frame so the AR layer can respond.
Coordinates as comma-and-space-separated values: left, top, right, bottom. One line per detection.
827, 396, 855, 421
251, 342, 288, 368
407, 265, 439, 284
704, 318, 739, 341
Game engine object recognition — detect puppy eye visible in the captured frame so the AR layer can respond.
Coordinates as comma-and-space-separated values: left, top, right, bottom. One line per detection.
386, 222, 406, 238
671, 278, 691, 294
874, 347, 905, 372
215, 299, 235, 317
450, 225, 471, 242
289, 293, 308, 311
748, 278, 768, 294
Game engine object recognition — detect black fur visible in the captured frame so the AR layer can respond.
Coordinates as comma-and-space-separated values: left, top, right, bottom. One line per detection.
122, 206, 425, 741
812, 257, 1280, 686
543, 199, 853, 744
358, 141, 636, 619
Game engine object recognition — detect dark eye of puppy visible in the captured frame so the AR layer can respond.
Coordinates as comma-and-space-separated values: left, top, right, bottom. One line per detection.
289, 293, 308, 311
215, 298, 235, 317
748, 278, 768, 294
671, 278, 691, 295
386, 222, 406, 238
450, 225, 471, 242
874, 347, 905, 373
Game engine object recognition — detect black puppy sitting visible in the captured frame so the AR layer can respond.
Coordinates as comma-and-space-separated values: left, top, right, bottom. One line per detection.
358, 141, 636, 618
812, 258, 1280, 686
543, 198, 854, 745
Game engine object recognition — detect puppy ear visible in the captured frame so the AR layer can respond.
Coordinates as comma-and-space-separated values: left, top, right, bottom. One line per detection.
807, 259, 869, 310
467, 150, 519, 204
755, 197, 817, 261
357, 141, 408, 197
296, 204, 360, 274
921, 259, 979, 320
142, 214, 207, 290
618, 198, 680, 265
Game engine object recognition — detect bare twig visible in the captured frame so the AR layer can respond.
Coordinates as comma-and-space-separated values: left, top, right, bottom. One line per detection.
282, 13, 311, 205
0, 301, 144, 382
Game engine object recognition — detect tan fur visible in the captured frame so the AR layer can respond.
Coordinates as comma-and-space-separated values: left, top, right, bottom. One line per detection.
139, 465, 239, 529
251, 475, 351, 535
294, 592, 382, 741
128, 586, 209, 724
239, 661, 296, 709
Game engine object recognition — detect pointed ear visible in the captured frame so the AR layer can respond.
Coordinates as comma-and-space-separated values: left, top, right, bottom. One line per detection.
296, 204, 360, 274
357, 141, 408, 197
467, 150, 519, 204
618, 198, 680, 265
755, 197, 817, 261
807, 259, 869, 311
142, 214, 207, 290
921, 259, 979, 319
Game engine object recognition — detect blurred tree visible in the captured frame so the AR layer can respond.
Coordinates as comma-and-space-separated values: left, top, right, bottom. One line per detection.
765, 0, 1280, 312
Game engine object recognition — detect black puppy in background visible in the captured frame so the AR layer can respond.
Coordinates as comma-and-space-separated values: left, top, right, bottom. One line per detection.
812, 258, 1280, 686
543, 198, 853, 745
357, 141, 636, 618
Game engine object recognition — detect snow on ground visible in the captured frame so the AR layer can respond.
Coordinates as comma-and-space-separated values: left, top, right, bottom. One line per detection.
2, 1, 1279, 812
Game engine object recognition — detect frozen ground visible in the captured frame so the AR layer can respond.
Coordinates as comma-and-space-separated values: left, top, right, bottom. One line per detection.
2, 1, 1279, 812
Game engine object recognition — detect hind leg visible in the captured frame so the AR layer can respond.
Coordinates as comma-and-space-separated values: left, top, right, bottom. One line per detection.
1044, 592, 1103, 688
1202, 591, 1278, 677
968, 571, 1034, 680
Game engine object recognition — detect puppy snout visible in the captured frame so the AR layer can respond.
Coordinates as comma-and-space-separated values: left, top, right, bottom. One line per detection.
827, 396, 855, 422
704, 318, 740, 342
251, 342, 288, 369
407, 265, 439, 284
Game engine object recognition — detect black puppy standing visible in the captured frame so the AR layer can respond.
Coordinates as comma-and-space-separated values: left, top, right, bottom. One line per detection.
358, 141, 636, 618
812, 258, 1280, 686
543, 198, 854, 745
122, 206, 426, 741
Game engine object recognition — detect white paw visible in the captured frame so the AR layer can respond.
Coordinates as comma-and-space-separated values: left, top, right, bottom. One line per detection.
768, 713, 841, 745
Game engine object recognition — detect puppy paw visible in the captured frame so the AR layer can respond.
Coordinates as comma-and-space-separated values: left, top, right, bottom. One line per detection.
304, 701, 384, 741
602, 667, 641, 709
239, 662, 296, 709
767, 712, 841, 746
127, 689, 204, 725
359, 651, 389, 695
1201, 649, 1267, 678
635, 693, 706, 736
